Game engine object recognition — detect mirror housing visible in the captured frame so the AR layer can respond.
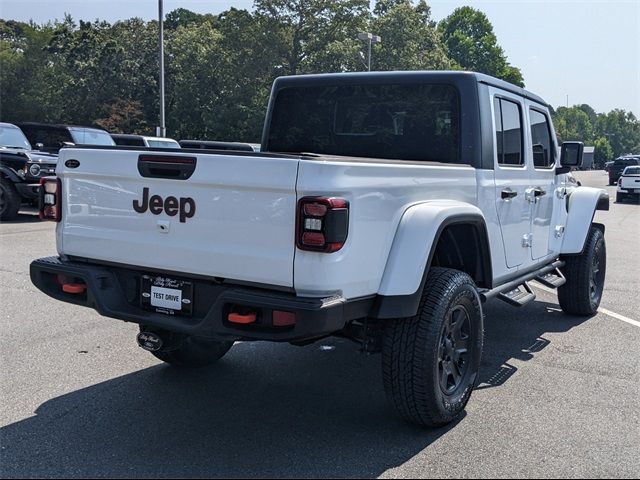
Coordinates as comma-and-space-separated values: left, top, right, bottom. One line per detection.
557, 141, 584, 174
35, 142, 44, 151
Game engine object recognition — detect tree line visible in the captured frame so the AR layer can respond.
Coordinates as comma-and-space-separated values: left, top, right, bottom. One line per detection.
0, 0, 638, 163
553, 105, 640, 167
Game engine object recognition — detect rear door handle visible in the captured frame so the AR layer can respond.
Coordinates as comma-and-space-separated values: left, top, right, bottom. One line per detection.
501, 188, 518, 199
534, 187, 546, 197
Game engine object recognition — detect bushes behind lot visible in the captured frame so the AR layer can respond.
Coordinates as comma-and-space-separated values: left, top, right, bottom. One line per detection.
0, 0, 637, 155
0, 1, 524, 142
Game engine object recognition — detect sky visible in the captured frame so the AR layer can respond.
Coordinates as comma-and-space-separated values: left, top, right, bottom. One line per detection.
1, 0, 639, 116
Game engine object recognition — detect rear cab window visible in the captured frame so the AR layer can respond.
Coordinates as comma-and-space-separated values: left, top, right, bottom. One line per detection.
267, 83, 461, 164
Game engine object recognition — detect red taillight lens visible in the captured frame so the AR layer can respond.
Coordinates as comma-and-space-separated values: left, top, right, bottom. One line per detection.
297, 196, 349, 253
273, 310, 297, 327
39, 177, 62, 222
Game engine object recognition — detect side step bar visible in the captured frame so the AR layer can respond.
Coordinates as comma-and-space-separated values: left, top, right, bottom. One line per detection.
480, 260, 565, 306
534, 268, 566, 289
497, 282, 536, 307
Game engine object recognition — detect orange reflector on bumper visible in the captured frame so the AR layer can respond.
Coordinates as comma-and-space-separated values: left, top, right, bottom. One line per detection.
228, 312, 257, 324
62, 283, 86, 294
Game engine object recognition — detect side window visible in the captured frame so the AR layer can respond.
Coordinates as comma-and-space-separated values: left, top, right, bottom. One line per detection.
530, 109, 554, 168
493, 98, 503, 164
493, 97, 523, 166
45, 129, 72, 147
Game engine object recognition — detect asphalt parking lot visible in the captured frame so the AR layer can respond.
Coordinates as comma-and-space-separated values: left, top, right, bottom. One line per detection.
0, 170, 638, 478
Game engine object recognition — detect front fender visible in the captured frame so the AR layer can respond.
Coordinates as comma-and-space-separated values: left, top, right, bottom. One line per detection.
378, 201, 487, 297
561, 187, 608, 254
0, 166, 23, 183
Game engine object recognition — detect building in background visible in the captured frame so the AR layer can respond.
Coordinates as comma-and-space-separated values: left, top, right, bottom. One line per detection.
582, 146, 595, 169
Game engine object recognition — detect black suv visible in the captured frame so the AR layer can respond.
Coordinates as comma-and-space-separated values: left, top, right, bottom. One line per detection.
16, 122, 115, 155
609, 156, 640, 185
0, 122, 58, 220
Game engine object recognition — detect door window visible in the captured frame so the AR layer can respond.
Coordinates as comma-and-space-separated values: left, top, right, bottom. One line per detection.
529, 109, 554, 168
493, 98, 523, 166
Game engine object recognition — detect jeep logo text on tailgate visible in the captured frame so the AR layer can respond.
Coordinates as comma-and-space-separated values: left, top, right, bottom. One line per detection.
133, 187, 196, 223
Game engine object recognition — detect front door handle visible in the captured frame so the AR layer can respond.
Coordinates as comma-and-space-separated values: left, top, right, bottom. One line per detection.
534, 187, 547, 197
501, 188, 518, 199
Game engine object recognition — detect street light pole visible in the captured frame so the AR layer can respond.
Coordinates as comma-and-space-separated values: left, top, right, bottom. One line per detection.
357, 32, 381, 72
157, 0, 166, 137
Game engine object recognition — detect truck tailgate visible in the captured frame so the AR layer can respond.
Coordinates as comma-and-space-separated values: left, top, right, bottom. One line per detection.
57, 148, 299, 287
621, 174, 640, 190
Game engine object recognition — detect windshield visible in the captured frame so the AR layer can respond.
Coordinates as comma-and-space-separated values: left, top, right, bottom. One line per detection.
147, 139, 181, 149
0, 125, 32, 149
69, 128, 115, 146
266, 83, 461, 163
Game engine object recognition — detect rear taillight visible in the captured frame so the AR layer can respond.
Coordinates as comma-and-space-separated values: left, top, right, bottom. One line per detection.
39, 177, 62, 222
296, 196, 349, 253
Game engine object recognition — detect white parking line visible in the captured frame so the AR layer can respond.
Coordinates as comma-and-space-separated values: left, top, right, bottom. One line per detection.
531, 283, 640, 328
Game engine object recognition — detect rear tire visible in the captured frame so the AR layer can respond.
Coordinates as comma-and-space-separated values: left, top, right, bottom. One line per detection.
382, 268, 483, 427
558, 226, 606, 316
616, 192, 623, 203
140, 326, 233, 368
0, 179, 21, 221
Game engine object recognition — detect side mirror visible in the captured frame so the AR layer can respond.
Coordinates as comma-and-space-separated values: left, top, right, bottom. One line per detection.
35, 143, 44, 151
560, 141, 584, 168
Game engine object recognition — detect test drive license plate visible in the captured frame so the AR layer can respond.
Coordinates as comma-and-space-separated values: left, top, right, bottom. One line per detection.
141, 274, 193, 316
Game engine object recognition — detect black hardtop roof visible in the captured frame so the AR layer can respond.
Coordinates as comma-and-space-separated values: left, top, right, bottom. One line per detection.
15, 122, 109, 132
272, 70, 549, 107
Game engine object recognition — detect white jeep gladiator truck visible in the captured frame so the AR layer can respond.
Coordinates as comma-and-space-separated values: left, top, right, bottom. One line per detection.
31, 71, 609, 427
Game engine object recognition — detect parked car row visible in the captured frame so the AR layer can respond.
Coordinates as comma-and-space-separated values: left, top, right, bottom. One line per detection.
0, 121, 262, 220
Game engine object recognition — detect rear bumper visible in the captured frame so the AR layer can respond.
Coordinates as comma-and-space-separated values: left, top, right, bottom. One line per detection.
30, 257, 373, 342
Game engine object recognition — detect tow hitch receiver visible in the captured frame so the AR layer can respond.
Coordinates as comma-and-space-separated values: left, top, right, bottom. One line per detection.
137, 331, 163, 352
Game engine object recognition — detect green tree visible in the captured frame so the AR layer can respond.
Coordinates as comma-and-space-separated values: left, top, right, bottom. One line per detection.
165, 8, 216, 30
255, 0, 369, 75
593, 136, 614, 168
0, 19, 62, 122
438, 6, 523, 86
371, 0, 450, 71
553, 106, 594, 144
594, 109, 640, 157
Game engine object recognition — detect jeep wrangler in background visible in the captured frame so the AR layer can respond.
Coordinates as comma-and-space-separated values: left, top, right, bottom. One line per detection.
31, 71, 608, 427
0, 122, 58, 220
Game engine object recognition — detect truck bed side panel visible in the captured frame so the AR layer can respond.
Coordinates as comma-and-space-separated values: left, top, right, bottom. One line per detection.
294, 159, 477, 299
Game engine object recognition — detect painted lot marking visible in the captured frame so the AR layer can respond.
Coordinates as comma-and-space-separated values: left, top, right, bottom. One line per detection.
532, 283, 640, 328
